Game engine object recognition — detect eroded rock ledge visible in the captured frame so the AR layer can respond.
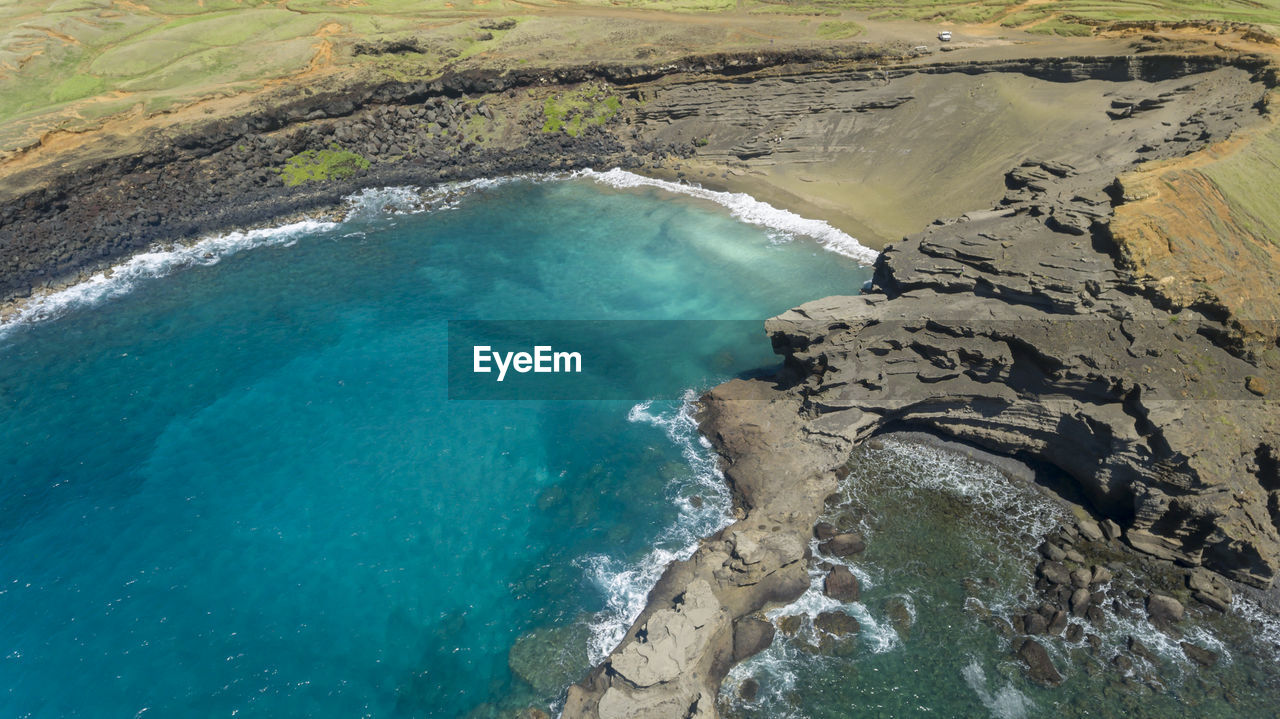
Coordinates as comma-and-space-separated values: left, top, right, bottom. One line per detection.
564, 55, 1278, 719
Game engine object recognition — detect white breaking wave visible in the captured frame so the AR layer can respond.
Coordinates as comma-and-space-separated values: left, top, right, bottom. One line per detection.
577, 168, 880, 264
868, 440, 1070, 545
579, 391, 733, 664
962, 659, 1035, 719
0, 218, 337, 340
763, 563, 902, 656
1231, 595, 1280, 660
2, 170, 874, 338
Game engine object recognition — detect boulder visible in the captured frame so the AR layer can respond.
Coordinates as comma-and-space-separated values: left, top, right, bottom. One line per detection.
1101, 519, 1122, 541
813, 521, 837, 540
814, 610, 860, 637
1039, 542, 1067, 562
1128, 636, 1157, 664
821, 532, 866, 557
1016, 639, 1063, 686
1090, 565, 1113, 586
823, 566, 861, 602
1022, 612, 1048, 635
885, 596, 914, 640
1077, 518, 1105, 542
776, 615, 803, 636
1180, 642, 1219, 667
1037, 560, 1071, 586
1113, 654, 1134, 674
1147, 594, 1184, 624
732, 616, 776, 663
1187, 569, 1232, 612
814, 610, 860, 655
1070, 568, 1092, 588
1070, 588, 1092, 616
1047, 609, 1069, 636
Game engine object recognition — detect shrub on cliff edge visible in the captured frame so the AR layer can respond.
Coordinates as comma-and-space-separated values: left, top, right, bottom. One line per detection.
279, 144, 370, 186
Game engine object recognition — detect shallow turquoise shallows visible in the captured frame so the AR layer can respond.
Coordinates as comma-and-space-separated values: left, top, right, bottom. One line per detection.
0, 176, 868, 718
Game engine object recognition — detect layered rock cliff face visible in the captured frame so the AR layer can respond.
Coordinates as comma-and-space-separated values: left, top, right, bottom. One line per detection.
564, 55, 1278, 719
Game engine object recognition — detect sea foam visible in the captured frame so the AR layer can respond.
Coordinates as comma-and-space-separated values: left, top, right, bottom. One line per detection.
962, 659, 1035, 719
579, 391, 732, 664
2, 171, 872, 339
577, 168, 879, 264
0, 218, 337, 340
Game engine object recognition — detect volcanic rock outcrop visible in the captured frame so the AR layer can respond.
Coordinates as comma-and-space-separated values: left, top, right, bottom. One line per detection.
565, 53, 1278, 719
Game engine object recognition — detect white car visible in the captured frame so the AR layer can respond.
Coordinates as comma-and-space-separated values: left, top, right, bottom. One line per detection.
938, 31, 953, 42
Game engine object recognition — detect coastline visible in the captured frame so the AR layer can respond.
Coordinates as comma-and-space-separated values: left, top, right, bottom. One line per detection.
0, 168, 877, 336
2, 33, 1279, 718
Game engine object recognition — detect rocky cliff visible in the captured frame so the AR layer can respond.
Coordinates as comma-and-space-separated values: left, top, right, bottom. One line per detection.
563, 53, 1279, 719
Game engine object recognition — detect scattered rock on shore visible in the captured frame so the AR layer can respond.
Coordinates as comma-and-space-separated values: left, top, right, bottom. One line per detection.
1015, 638, 1064, 686
820, 532, 866, 557
1180, 642, 1219, 667
823, 565, 861, 602
1147, 594, 1184, 626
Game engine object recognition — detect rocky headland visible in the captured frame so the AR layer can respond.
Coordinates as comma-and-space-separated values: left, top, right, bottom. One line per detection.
557, 49, 1280, 719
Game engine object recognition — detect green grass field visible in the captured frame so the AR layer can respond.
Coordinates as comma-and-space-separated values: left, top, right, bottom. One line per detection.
1, 0, 1278, 155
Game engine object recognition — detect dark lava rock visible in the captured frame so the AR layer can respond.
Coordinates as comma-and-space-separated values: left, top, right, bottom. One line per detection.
1129, 636, 1158, 664
1039, 541, 1068, 562
813, 521, 837, 540
739, 677, 760, 702
733, 616, 776, 662
1086, 606, 1106, 627
1023, 613, 1048, 635
814, 610, 860, 637
820, 533, 866, 557
1016, 638, 1064, 686
776, 615, 802, 636
885, 596, 914, 640
1180, 642, 1219, 667
1066, 623, 1084, 643
1070, 568, 1093, 588
1070, 587, 1092, 616
1047, 610, 1069, 636
1113, 654, 1135, 674
1038, 560, 1071, 586
1101, 519, 1122, 541
823, 565, 861, 602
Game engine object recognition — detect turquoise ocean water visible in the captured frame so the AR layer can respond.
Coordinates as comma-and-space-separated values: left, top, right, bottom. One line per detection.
0, 173, 867, 718
2, 173, 1277, 719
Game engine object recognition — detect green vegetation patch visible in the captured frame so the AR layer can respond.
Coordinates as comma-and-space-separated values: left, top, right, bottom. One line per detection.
279, 144, 370, 186
542, 84, 622, 137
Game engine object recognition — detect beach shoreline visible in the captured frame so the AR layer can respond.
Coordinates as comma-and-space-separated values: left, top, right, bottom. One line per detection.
2, 21, 1280, 718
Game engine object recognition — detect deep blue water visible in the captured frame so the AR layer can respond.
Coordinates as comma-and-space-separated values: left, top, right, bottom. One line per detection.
0, 176, 867, 718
